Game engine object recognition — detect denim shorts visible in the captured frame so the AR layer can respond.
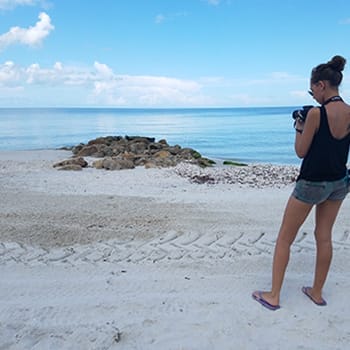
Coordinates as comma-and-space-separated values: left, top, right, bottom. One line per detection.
292, 175, 349, 205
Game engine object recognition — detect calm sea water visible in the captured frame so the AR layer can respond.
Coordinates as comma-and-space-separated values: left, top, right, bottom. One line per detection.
0, 107, 302, 165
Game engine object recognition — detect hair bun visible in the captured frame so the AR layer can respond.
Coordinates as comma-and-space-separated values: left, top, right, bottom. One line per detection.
328, 55, 346, 72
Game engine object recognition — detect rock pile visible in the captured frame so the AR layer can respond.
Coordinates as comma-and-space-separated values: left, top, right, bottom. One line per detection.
53, 136, 300, 188
54, 135, 214, 171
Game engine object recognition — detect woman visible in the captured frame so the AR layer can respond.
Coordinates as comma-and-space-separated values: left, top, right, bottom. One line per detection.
252, 55, 350, 310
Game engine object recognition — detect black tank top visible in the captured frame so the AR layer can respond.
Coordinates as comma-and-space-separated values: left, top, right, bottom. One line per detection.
298, 105, 350, 181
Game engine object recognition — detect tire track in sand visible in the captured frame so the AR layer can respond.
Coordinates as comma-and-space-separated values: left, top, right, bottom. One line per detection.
1, 229, 349, 265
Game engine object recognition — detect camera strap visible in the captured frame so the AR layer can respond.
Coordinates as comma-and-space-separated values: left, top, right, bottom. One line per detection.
322, 96, 343, 106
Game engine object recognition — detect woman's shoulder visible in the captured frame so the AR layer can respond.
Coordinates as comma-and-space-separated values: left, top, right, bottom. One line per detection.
307, 106, 321, 119
324, 101, 350, 113
334, 102, 350, 115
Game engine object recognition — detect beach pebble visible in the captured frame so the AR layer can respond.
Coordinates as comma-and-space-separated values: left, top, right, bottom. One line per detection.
171, 163, 299, 188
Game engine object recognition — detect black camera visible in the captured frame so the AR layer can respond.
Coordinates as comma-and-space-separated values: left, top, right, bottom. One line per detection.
292, 105, 313, 122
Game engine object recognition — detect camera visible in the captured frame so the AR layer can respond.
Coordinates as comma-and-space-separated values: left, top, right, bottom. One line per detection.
292, 105, 314, 122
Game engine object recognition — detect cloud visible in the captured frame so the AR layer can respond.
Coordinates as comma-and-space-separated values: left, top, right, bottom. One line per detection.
16, 60, 118, 86
207, 0, 220, 5
0, 61, 21, 86
339, 18, 350, 25
0, 0, 37, 10
0, 60, 208, 106
94, 61, 114, 78
237, 72, 305, 87
93, 74, 203, 106
0, 12, 54, 51
0, 60, 85, 86
290, 90, 309, 98
154, 12, 188, 24
93, 62, 119, 96
1, 61, 314, 107
155, 14, 165, 24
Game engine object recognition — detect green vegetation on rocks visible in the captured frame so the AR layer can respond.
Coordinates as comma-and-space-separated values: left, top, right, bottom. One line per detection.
223, 160, 248, 167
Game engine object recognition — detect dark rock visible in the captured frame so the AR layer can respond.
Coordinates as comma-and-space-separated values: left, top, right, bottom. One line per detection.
57, 164, 83, 171
125, 136, 155, 143
102, 157, 135, 170
53, 157, 88, 168
76, 145, 99, 157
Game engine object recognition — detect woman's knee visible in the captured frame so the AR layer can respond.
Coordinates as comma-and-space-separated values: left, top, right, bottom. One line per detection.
277, 228, 298, 246
314, 228, 332, 245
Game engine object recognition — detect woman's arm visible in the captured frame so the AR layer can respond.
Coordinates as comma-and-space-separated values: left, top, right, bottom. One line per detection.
294, 107, 320, 158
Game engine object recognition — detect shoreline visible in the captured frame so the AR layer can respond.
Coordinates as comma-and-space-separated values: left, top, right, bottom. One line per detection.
1, 149, 349, 349
0, 147, 302, 165
0, 147, 301, 167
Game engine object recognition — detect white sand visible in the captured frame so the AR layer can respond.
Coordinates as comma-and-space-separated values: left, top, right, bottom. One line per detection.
0, 150, 349, 349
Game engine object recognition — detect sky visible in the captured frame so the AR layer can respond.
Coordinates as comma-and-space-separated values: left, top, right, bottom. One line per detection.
1, 0, 350, 108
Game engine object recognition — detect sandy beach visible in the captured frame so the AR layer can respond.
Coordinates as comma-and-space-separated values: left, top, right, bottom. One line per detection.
1, 150, 349, 350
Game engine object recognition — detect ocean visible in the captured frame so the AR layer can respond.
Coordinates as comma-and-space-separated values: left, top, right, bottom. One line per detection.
0, 107, 302, 165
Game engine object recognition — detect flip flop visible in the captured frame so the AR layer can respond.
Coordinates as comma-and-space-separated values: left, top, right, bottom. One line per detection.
302, 286, 327, 306
252, 291, 280, 311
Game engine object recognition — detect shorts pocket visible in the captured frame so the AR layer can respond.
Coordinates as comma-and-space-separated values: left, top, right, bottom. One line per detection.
295, 180, 328, 204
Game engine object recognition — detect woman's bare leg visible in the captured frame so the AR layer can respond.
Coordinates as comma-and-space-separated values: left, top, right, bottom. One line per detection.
307, 199, 343, 303
254, 195, 313, 306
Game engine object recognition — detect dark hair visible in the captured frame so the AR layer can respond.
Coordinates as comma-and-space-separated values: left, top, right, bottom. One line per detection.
311, 55, 346, 86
